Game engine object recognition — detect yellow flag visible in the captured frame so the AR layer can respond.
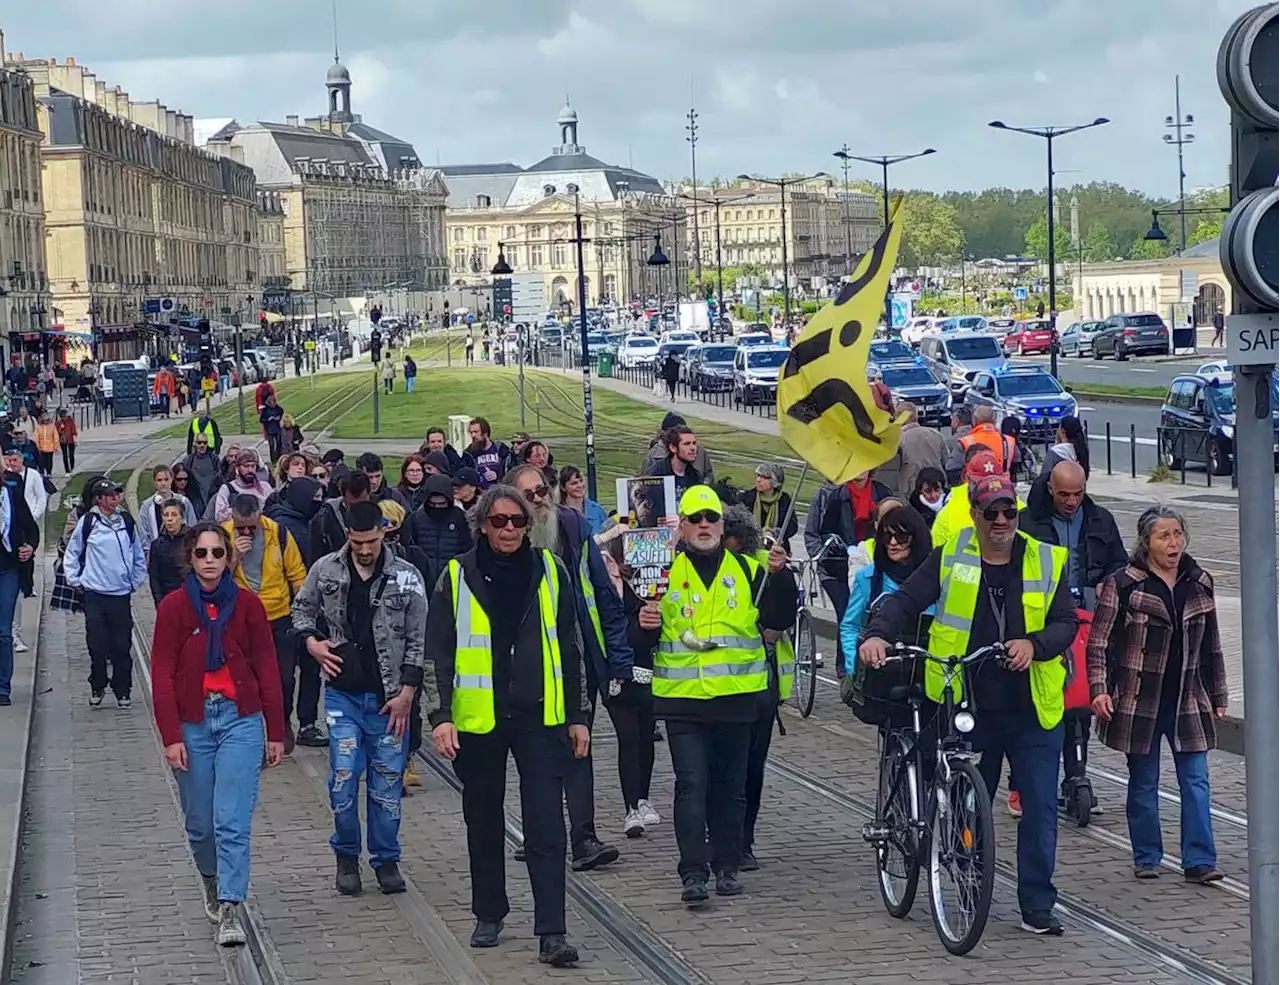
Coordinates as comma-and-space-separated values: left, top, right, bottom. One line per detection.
776, 197, 908, 483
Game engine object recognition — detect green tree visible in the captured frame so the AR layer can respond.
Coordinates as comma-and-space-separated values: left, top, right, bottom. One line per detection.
1128, 235, 1174, 260
1081, 221, 1117, 262
898, 193, 964, 268
1187, 216, 1224, 247
1023, 213, 1072, 261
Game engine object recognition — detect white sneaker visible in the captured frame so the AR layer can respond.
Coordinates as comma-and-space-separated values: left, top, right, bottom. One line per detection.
637, 799, 662, 826
623, 809, 645, 839
216, 903, 246, 947
13, 634, 27, 654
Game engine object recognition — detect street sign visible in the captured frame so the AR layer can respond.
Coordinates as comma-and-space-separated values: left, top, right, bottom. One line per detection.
511, 273, 547, 320
1180, 269, 1200, 302
1226, 311, 1278, 367
142, 299, 161, 314
465, 313, 475, 325
1013, 286, 1028, 301
890, 294, 913, 329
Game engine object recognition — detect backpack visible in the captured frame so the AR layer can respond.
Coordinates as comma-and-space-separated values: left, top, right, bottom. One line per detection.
74, 510, 137, 576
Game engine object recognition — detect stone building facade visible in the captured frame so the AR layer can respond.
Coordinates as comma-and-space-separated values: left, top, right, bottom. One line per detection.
0, 39, 47, 355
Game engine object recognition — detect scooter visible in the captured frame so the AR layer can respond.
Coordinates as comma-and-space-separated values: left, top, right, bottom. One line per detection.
1059, 710, 1096, 827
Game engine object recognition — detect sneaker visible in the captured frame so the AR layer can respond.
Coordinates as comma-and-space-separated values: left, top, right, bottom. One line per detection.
88, 690, 104, 708
1184, 865, 1225, 885
538, 934, 579, 967
13, 634, 28, 654
215, 903, 247, 947
571, 837, 619, 871
296, 724, 328, 747
680, 875, 709, 906
470, 919, 503, 948
199, 875, 219, 922
1134, 866, 1161, 880
637, 799, 661, 826
623, 809, 646, 839
652, 724, 665, 743
715, 871, 744, 896
117, 695, 132, 710
512, 845, 526, 863
404, 761, 422, 788
740, 851, 760, 872
283, 728, 296, 756
1007, 790, 1023, 818
375, 861, 406, 895
335, 854, 362, 896
1019, 911, 1064, 936
0, 695, 10, 707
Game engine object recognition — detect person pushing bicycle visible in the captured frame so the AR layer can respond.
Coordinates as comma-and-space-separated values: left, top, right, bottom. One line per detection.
859, 473, 1078, 938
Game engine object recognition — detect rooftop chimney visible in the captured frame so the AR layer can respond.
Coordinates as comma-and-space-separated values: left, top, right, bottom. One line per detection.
285, 114, 299, 127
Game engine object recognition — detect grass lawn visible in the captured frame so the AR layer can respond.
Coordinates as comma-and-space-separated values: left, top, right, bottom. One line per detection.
1067, 381, 1167, 401
46, 468, 133, 545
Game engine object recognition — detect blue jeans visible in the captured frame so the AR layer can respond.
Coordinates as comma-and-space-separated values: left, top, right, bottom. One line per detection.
1125, 707, 1217, 870
176, 697, 265, 903
0, 567, 20, 697
325, 689, 408, 866
405, 376, 416, 393
974, 710, 1063, 915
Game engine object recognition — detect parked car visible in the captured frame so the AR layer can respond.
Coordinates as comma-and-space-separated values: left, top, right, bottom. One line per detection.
936, 315, 988, 334
659, 330, 700, 346
736, 332, 773, 349
963, 365, 1078, 442
618, 334, 661, 368
1058, 320, 1106, 358
878, 357, 953, 427
733, 344, 789, 406
1091, 312, 1170, 360
656, 340, 697, 369
984, 317, 1017, 338
901, 316, 939, 348
1160, 373, 1240, 475
685, 343, 737, 392
539, 325, 565, 348
1003, 319, 1055, 356
919, 332, 1008, 394
869, 339, 914, 364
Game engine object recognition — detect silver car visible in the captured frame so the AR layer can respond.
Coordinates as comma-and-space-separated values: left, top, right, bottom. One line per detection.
1058, 320, 1105, 358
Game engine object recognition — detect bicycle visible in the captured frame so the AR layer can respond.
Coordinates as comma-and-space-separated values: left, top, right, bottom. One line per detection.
785, 533, 844, 718
859, 641, 1007, 956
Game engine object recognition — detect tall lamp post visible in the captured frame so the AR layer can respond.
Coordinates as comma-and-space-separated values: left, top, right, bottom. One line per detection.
1163, 76, 1195, 254
491, 244, 524, 425
832, 143, 855, 268
567, 183, 599, 500
736, 172, 827, 338
832, 148, 936, 329
989, 118, 1109, 379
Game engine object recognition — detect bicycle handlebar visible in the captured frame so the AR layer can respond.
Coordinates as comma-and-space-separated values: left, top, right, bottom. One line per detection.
879, 641, 1009, 668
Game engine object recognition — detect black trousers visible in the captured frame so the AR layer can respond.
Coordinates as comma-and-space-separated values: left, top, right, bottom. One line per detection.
37, 450, 53, 476
271, 617, 296, 733
667, 719, 752, 879
606, 687, 655, 810
819, 575, 850, 676
60, 442, 75, 473
563, 697, 598, 854
84, 590, 133, 698
454, 717, 570, 935
408, 689, 423, 755
297, 650, 321, 728
742, 696, 776, 854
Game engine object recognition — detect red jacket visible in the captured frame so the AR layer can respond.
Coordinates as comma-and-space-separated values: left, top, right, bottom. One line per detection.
151, 586, 286, 746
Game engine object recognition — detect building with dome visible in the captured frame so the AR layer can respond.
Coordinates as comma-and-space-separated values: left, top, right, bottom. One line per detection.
441, 104, 684, 307
202, 54, 449, 312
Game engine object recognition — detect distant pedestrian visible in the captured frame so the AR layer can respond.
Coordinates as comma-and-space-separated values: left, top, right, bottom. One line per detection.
55, 407, 78, 474
33, 412, 58, 476
259, 394, 285, 463
147, 500, 188, 604
465, 333, 476, 365
281, 413, 304, 453
403, 354, 417, 394
661, 352, 680, 401
151, 521, 285, 947
381, 356, 396, 395
138, 465, 198, 555
62, 476, 146, 708
1211, 308, 1225, 348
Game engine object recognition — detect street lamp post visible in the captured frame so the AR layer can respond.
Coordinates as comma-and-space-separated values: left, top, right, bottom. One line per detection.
833, 144, 855, 268
568, 184, 599, 501
686, 107, 701, 285
832, 149, 936, 329
231, 307, 246, 434
1163, 76, 1195, 254
989, 118, 1109, 379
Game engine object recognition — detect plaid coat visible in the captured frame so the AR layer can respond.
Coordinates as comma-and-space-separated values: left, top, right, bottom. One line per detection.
1086, 556, 1228, 755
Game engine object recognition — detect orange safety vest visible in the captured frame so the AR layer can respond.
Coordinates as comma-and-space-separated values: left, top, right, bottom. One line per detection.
958, 424, 1016, 473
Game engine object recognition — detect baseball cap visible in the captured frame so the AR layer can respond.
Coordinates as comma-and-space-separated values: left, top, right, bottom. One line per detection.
969, 474, 1018, 510
88, 476, 124, 499
678, 484, 722, 517
452, 466, 481, 488
963, 449, 1002, 482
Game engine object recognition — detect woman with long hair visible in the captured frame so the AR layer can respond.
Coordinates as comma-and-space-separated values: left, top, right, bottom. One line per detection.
907, 467, 946, 528
1000, 416, 1039, 483
150, 522, 285, 946
1041, 415, 1091, 478
398, 454, 429, 512
557, 465, 608, 535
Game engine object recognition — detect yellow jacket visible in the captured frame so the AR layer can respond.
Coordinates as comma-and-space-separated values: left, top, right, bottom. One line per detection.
222, 516, 306, 621
931, 483, 1026, 548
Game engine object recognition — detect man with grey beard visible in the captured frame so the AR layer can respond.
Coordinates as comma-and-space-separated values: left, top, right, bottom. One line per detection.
507, 464, 634, 870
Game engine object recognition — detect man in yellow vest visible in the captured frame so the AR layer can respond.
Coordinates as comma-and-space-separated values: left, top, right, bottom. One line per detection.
860, 474, 1078, 937
654, 486, 797, 907
425, 484, 589, 968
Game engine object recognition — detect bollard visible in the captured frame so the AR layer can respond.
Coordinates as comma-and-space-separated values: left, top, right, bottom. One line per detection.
1105, 422, 1112, 475
1130, 424, 1137, 478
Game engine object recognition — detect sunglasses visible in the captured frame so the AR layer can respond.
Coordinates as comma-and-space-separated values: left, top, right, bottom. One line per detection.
982, 506, 1019, 522
173, 475, 188, 483
193, 546, 226, 560
685, 510, 721, 525
522, 485, 550, 502
886, 530, 913, 545
234, 524, 258, 536
487, 513, 530, 529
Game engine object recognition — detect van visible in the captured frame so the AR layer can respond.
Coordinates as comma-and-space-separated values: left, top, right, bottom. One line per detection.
919, 333, 1008, 394
100, 357, 150, 402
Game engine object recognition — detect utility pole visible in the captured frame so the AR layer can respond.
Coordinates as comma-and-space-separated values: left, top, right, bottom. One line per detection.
1163, 74, 1195, 253
233, 308, 246, 435
570, 185, 598, 501
834, 143, 854, 268
686, 106, 701, 286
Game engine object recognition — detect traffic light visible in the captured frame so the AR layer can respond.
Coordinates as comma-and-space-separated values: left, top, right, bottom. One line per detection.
1218, 4, 1277, 319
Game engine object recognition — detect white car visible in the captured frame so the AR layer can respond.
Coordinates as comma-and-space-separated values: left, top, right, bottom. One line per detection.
901, 317, 940, 348
618, 335, 660, 368
1196, 361, 1231, 378
659, 330, 700, 346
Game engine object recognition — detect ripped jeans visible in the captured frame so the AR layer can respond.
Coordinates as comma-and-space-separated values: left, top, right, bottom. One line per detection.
325, 689, 408, 866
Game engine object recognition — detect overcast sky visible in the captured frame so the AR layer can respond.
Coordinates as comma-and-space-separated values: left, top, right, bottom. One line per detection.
2, 0, 1257, 196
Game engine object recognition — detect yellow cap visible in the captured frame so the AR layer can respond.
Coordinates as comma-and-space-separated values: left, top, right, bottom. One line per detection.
678, 484, 722, 517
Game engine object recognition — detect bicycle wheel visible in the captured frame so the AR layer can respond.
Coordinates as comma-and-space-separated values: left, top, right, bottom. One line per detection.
927, 757, 995, 955
790, 609, 817, 718
875, 732, 921, 918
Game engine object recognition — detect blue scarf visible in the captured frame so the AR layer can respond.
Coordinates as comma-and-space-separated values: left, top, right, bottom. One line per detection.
184, 571, 239, 672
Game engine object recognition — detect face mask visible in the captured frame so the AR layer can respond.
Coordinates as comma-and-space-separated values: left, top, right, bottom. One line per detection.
919, 492, 944, 512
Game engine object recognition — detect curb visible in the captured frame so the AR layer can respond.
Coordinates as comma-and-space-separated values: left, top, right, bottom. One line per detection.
0, 560, 46, 982
1070, 390, 1166, 405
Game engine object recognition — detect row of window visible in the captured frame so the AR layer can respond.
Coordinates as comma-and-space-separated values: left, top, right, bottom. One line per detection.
449, 219, 617, 245
0, 131, 40, 208
451, 240, 627, 273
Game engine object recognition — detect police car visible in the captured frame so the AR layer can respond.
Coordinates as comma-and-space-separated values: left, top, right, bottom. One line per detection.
875, 356, 952, 427
962, 365, 1077, 440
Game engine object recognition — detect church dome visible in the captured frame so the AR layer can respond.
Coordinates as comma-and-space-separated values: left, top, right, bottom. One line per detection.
557, 102, 578, 124
327, 60, 351, 83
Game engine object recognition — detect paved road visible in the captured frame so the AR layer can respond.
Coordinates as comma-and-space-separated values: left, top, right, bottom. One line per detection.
1017, 350, 1225, 390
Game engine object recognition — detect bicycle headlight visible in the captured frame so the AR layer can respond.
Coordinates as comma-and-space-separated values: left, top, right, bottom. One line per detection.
954, 711, 976, 734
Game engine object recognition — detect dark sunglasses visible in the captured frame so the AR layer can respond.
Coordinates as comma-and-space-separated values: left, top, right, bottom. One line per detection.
522, 485, 550, 502
982, 506, 1019, 522
685, 510, 721, 525
173, 474, 189, 483
193, 546, 226, 560
886, 530, 913, 545
487, 513, 530, 529
234, 524, 258, 536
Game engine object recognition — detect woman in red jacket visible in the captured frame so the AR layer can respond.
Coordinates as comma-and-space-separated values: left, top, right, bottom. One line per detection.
151, 522, 286, 948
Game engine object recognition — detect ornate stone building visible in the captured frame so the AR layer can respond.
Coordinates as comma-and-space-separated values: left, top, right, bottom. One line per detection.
442, 104, 683, 307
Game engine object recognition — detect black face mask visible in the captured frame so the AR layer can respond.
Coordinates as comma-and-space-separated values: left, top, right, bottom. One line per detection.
426, 500, 451, 513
